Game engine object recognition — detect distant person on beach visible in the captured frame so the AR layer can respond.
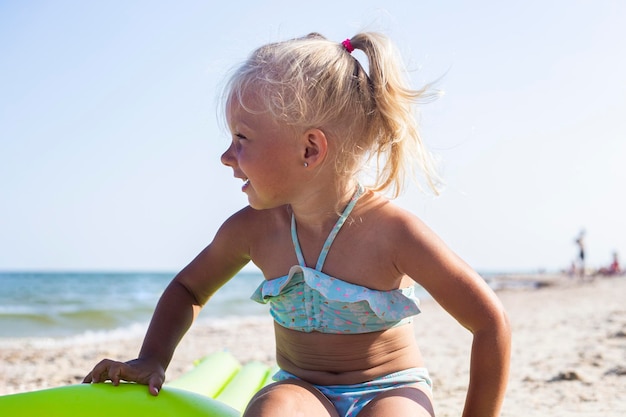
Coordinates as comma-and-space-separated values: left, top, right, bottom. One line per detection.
597, 252, 621, 276
575, 230, 586, 278
84, 33, 511, 417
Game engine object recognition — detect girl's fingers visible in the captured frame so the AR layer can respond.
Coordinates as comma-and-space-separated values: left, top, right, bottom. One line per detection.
148, 374, 162, 396
83, 358, 164, 395
83, 359, 124, 384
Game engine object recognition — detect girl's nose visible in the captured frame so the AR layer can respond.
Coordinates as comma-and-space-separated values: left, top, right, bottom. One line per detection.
220, 142, 235, 167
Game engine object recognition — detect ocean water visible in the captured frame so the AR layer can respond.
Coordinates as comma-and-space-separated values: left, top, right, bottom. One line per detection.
0, 271, 270, 339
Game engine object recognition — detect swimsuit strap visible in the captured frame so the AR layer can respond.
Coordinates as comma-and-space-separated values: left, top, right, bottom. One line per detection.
291, 184, 364, 270
291, 216, 307, 267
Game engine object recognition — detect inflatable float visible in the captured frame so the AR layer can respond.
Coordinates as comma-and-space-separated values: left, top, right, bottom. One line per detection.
0, 351, 276, 416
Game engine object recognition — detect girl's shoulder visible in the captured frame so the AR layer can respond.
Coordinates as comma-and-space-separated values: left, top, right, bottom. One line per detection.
356, 191, 426, 232
230, 204, 288, 221
347, 192, 437, 259
220, 205, 290, 237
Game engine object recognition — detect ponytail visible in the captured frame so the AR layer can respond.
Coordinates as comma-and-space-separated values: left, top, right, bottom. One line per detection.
349, 33, 442, 197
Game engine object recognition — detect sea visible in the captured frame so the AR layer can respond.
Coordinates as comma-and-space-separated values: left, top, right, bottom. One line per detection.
0, 270, 530, 340
0, 271, 274, 339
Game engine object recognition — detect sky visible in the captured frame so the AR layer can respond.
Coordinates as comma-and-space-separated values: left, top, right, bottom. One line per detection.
1, 0, 624, 273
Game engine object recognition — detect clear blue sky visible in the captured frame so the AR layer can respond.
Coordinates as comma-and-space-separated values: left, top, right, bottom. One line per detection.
1, 1, 624, 273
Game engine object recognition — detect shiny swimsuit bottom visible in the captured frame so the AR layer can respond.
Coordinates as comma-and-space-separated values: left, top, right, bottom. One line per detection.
273, 367, 433, 417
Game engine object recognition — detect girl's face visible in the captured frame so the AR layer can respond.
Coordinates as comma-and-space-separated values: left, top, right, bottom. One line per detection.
221, 96, 303, 209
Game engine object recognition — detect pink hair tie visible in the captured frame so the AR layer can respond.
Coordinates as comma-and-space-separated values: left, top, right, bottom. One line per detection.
341, 38, 355, 53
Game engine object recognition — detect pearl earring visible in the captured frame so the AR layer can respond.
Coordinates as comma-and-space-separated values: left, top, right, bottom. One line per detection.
304, 162, 309, 167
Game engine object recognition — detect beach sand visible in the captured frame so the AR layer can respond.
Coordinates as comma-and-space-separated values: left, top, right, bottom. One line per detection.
1, 274, 624, 416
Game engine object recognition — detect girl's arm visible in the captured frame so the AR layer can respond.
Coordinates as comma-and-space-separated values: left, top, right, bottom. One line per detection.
393, 212, 511, 417
83, 278, 201, 395
83, 208, 253, 395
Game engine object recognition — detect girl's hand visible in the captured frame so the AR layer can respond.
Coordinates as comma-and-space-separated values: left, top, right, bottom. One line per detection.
82, 358, 165, 396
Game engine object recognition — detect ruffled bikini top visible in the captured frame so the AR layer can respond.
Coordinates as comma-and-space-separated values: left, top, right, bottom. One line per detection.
250, 185, 421, 334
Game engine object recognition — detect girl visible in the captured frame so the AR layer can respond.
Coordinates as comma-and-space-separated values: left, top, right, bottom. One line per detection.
84, 32, 510, 417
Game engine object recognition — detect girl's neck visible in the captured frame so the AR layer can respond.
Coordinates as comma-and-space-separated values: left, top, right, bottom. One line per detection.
289, 179, 359, 234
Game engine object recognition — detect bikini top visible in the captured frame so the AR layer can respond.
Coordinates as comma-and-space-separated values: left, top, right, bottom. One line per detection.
250, 185, 421, 334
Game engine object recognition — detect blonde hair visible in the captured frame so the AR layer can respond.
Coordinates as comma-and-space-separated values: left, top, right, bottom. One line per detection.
223, 32, 441, 197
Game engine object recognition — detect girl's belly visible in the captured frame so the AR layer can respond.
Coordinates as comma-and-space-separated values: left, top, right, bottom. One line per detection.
274, 322, 424, 385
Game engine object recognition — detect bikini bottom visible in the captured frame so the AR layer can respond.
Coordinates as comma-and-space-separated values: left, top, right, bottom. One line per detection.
272, 367, 433, 417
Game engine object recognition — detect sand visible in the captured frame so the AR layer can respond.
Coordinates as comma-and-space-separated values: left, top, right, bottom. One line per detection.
1, 274, 625, 417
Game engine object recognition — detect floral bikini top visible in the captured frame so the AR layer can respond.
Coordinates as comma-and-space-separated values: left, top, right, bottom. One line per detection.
250, 185, 421, 334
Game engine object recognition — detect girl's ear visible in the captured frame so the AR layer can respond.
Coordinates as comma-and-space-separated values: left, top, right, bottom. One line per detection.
302, 128, 328, 167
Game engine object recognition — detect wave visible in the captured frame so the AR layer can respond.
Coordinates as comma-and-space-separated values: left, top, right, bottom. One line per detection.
0, 304, 158, 338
